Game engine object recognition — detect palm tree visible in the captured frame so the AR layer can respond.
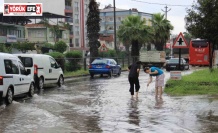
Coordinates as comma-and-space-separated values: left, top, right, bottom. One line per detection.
117, 15, 151, 61
86, 0, 101, 63
150, 13, 174, 51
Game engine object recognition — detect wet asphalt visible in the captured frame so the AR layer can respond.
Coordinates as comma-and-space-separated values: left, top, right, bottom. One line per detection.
0, 69, 218, 133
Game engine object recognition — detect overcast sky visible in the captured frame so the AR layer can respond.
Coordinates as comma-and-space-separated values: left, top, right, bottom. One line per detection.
0, 0, 195, 35
97, 0, 195, 35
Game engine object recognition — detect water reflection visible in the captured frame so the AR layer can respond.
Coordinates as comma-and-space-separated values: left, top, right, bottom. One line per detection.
128, 98, 140, 126
154, 97, 164, 109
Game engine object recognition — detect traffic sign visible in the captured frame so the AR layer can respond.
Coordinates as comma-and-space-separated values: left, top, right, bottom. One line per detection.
172, 32, 188, 48
99, 43, 108, 52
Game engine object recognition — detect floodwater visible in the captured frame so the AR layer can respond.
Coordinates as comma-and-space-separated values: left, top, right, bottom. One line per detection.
0, 69, 218, 133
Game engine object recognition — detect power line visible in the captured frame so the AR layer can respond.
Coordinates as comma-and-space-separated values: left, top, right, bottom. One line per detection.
131, 0, 192, 7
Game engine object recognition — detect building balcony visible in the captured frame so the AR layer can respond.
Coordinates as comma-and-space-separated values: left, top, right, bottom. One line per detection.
65, 18, 73, 23
65, 6, 73, 13
99, 34, 113, 42
70, 32, 74, 38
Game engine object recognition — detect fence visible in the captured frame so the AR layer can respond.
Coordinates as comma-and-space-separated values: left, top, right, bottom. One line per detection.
54, 56, 138, 72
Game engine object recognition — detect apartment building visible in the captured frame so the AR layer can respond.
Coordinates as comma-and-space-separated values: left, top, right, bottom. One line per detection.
5, 0, 90, 51
99, 5, 153, 50
0, 13, 27, 44
65, 0, 89, 50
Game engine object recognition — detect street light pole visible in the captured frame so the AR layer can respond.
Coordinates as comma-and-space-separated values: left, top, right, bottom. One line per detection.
113, 0, 117, 52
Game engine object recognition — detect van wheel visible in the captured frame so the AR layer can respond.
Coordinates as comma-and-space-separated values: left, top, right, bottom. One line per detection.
28, 82, 35, 97
37, 77, 44, 89
5, 87, 13, 105
58, 75, 64, 87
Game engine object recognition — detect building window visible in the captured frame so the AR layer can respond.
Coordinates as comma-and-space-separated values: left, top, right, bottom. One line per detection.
75, 38, 79, 47
63, 33, 67, 39
0, 28, 7, 36
49, 31, 54, 37
35, 30, 44, 38
74, 2, 79, 12
107, 25, 113, 30
75, 26, 79, 35
17, 30, 21, 38
85, 4, 88, 13
74, 14, 79, 23
110, 17, 113, 21
118, 17, 121, 21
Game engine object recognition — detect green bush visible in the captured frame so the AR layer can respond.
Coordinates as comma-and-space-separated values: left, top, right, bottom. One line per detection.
47, 52, 65, 72
13, 42, 35, 52
54, 40, 68, 53
65, 51, 82, 71
0, 43, 11, 53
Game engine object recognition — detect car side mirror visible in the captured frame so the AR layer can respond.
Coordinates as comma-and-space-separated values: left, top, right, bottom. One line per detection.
26, 69, 31, 75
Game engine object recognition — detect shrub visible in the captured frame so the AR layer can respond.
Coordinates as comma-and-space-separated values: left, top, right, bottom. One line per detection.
47, 52, 65, 72
65, 51, 82, 71
54, 40, 68, 53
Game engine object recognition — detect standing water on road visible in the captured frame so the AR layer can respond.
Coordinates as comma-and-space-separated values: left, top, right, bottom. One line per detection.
0, 70, 218, 133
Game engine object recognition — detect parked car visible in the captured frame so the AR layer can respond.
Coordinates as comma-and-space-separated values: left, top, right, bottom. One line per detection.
0, 53, 34, 105
165, 56, 174, 63
14, 54, 64, 89
165, 58, 189, 71
89, 58, 121, 78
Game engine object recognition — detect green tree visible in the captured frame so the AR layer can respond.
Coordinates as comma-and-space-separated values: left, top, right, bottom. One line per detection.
117, 15, 151, 60
13, 41, 35, 53
54, 40, 68, 53
150, 13, 174, 51
185, 0, 218, 68
86, 0, 101, 62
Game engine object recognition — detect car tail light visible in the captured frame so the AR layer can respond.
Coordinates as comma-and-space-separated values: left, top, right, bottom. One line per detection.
106, 65, 110, 68
34, 64, 38, 74
0, 76, 3, 85
89, 65, 92, 69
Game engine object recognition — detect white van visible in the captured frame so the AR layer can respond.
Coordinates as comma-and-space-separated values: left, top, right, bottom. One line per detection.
14, 54, 64, 89
0, 53, 34, 105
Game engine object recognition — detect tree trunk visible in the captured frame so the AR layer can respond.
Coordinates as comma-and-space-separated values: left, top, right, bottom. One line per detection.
89, 40, 99, 63
131, 40, 139, 62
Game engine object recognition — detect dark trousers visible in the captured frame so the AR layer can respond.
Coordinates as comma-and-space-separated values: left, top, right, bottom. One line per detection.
128, 77, 140, 95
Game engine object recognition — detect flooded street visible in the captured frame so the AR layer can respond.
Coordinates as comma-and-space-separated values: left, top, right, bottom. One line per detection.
0, 70, 218, 133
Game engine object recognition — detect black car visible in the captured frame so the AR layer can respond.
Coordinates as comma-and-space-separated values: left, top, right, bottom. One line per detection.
165, 58, 189, 71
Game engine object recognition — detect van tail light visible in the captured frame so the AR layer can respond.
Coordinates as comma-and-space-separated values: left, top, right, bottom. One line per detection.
0, 76, 3, 85
106, 65, 110, 69
89, 65, 92, 69
34, 64, 38, 74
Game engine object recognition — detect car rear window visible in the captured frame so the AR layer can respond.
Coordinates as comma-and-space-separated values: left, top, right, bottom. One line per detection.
18, 57, 33, 67
168, 59, 181, 63
92, 59, 108, 64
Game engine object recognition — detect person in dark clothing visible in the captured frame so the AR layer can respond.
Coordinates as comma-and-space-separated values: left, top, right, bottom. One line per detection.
128, 61, 141, 98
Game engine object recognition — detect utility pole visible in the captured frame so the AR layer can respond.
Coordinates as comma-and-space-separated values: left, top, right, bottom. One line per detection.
113, 0, 117, 52
161, 5, 171, 20
162, 5, 171, 54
